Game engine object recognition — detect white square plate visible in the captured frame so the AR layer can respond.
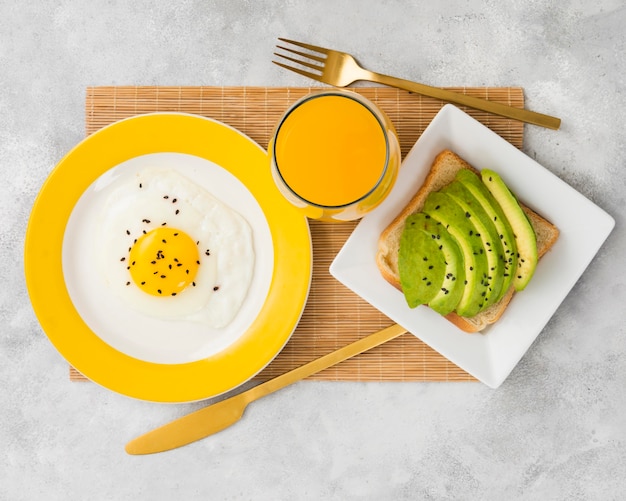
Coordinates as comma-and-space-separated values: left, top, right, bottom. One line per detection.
330, 104, 615, 388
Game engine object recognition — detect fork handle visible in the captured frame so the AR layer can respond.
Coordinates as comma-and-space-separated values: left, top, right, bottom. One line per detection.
370, 72, 561, 130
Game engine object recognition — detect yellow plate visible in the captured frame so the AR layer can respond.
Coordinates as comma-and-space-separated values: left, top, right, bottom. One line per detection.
24, 113, 312, 403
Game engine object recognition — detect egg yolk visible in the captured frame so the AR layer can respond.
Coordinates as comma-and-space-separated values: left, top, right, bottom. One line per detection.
128, 227, 200, 297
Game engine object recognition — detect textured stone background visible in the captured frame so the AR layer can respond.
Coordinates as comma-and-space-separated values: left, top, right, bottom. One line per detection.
2, 1, 625, 499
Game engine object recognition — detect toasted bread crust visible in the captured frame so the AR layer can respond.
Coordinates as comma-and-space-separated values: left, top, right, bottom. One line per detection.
376, 150, 559, 333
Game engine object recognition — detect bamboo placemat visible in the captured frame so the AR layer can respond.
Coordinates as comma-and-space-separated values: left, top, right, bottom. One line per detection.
71, 85, 524, 383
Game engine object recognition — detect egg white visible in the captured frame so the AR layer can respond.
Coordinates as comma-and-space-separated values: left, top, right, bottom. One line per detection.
96, 168, 255, 328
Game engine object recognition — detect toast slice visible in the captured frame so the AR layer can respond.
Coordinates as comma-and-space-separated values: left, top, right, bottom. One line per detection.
376, 150, 559, 332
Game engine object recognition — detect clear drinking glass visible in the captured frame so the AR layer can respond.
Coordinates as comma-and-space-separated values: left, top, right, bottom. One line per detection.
268, 89, 401, 222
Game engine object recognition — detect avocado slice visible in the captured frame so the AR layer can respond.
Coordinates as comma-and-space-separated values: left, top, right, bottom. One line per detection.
481, 169, 537, 291
443, 179, 505, 307
455, 169, 518, 299
423, 191, 489, 317
398, 213, 447, 308
402, 213, 465, 315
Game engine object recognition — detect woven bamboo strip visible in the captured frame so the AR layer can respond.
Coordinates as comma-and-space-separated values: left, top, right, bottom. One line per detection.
71, 85, 524, 383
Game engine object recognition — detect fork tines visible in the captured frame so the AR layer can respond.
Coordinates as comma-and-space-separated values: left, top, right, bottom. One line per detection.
273, 38, 327, 80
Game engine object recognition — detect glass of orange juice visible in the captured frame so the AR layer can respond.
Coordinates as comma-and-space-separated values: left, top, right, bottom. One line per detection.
268, 89, 401, 221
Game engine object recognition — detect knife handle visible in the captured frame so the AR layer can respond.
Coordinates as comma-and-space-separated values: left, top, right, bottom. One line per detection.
243, 323, 407, 404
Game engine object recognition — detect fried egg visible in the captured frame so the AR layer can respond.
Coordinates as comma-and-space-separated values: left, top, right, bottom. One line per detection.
96, 168, 254, 328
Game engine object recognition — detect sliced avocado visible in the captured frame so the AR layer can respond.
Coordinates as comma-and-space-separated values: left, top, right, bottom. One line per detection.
423, 191, 489, 317
443, 180, 505, 307
481, 169, 537, 291
455, 169, 518, 299
405, 213, 465, 315
398, 213, 447, 308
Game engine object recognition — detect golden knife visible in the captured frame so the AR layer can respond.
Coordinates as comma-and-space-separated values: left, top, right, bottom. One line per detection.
125, 323, 407, 455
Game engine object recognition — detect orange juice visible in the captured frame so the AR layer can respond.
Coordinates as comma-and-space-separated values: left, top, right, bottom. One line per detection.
269, 91, 400, 221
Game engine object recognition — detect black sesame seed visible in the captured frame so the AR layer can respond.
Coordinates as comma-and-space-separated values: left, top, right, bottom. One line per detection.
157, 289, 162, 294
160, 275, 166, 278
120, 257, 126, 262
126, 230, 130, 235
163, 195, 169, 199
162, 239, 167, 243
175, 209, 180, 215
172, 198, 177, 203
213, 286, 219, 291
205, 250, 210, 256
171, 293, 177, 296
126, 281, 130, 286
142, 219, 151, 223
141, 281, 145, 285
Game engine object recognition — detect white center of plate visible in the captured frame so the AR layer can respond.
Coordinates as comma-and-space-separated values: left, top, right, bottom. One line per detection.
62, 152, 274, 364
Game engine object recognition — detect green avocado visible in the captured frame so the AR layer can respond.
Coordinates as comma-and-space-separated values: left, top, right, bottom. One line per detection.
398, 213, 447, 308
443, 180, 505, 307
400, 212, 465, 315
481, 169, 537, 291
423, 191, 489, 317
455, 169, 518, 298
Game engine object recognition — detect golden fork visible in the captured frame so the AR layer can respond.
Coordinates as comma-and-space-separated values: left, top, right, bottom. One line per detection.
273, 38, 561, 130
